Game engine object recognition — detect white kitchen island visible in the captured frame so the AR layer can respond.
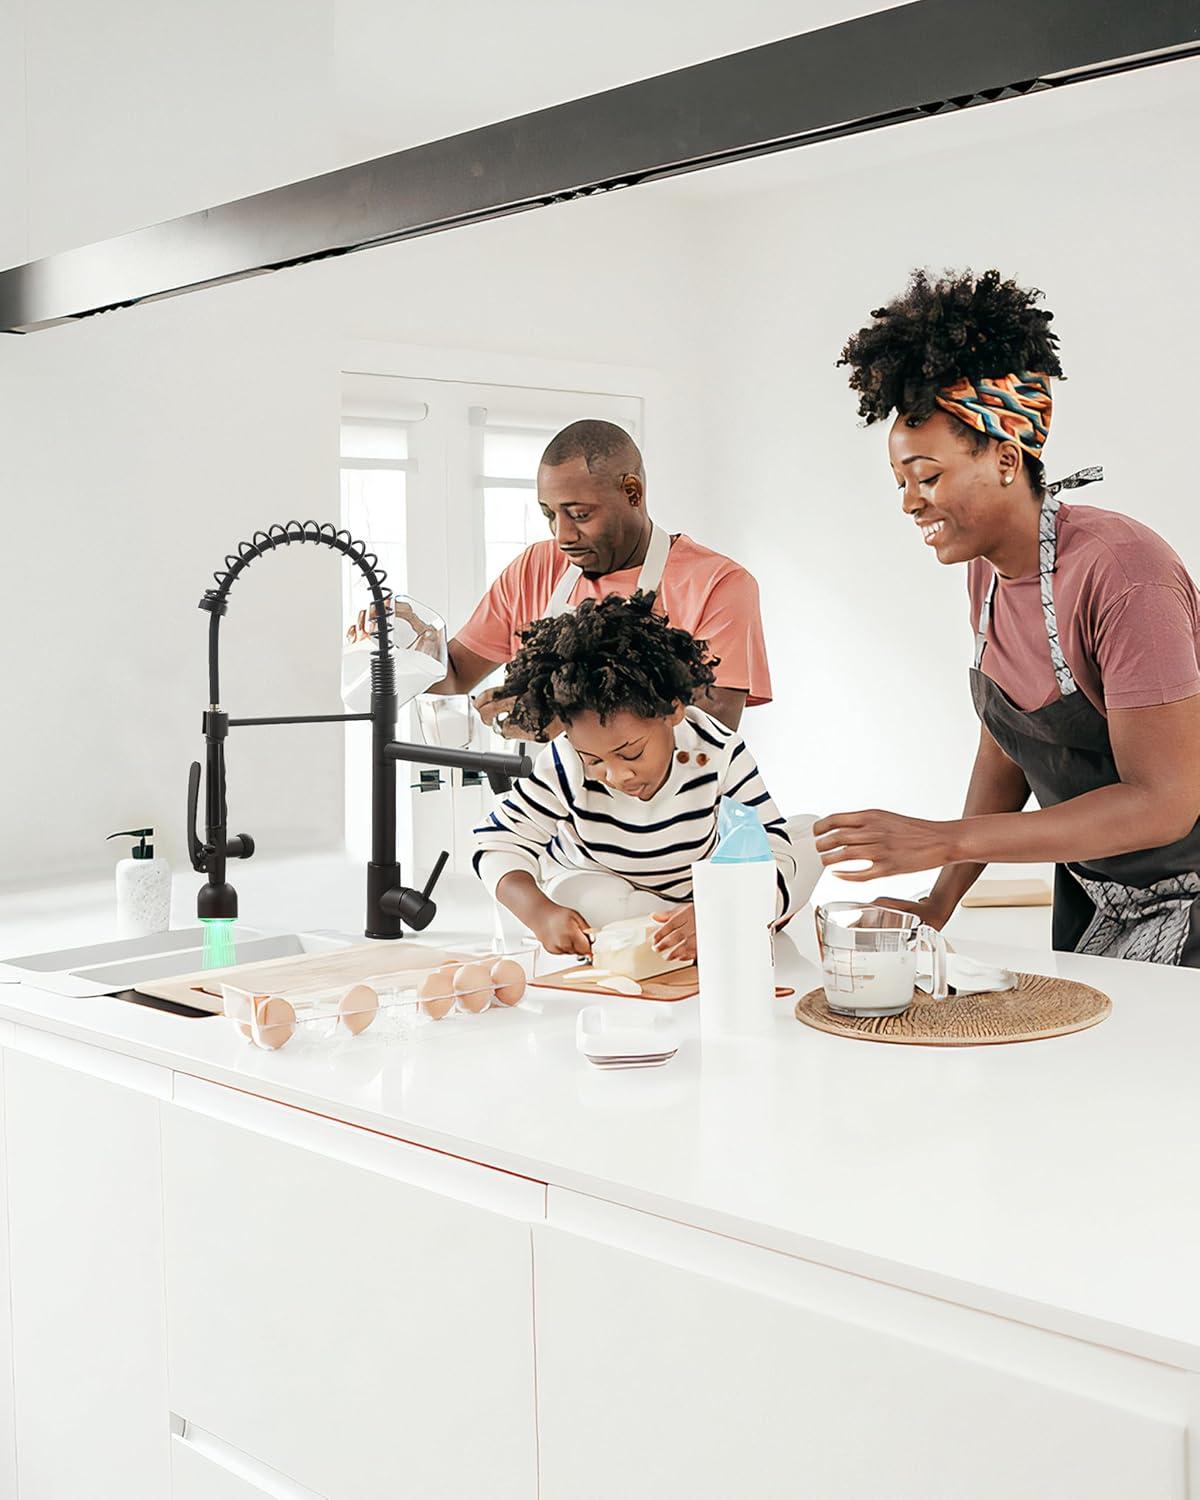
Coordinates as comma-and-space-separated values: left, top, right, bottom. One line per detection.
0, 866, 1197, 1499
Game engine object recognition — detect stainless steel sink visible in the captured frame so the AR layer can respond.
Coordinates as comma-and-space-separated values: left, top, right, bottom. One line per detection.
0, 927, 352, 999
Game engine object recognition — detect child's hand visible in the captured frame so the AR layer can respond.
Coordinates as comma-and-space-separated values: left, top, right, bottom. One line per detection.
533, 903, 593, 958
651, 907, 697, 964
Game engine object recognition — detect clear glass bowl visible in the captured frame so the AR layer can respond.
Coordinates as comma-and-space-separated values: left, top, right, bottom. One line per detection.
221, 942, 538, 1051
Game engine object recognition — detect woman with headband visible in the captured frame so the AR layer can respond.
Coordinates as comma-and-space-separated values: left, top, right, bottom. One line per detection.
814, 269, 1200, 965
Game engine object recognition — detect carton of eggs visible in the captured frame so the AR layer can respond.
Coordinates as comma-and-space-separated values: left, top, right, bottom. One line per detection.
223, 947, 532, 1051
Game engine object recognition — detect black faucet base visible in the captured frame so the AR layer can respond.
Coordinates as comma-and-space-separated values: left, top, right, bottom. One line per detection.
365, 861, 406, 939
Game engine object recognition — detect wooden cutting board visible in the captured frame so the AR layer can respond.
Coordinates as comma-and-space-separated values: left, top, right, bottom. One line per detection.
530, 965, 798, 1003
135, 941, 468, 1014
961, 877, 1052, 908
530, 963, 701, 1001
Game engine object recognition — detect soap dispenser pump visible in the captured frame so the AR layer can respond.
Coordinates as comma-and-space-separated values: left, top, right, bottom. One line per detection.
106, 828, 172, 939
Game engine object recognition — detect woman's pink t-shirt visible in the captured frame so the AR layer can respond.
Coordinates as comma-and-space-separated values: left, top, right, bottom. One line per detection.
456, 533, 773, 705
968, 503, 1200, 715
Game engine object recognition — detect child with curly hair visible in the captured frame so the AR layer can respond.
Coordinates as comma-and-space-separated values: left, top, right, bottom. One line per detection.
473, 592, 800, 959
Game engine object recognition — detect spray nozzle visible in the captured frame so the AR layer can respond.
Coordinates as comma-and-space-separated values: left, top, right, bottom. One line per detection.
107, 828, 155, 860
709, 798, 772, 864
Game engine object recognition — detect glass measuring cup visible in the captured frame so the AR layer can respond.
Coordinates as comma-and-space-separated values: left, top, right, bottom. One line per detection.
814, 902, 948, 1017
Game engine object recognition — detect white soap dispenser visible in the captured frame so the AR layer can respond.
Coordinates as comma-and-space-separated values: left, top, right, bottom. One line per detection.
107, 828, 172, 939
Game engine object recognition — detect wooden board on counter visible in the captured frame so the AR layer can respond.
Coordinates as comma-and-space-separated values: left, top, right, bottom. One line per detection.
136, 942, 469, 1014
532, 965, 798, 1003
531, 963, 701, 1002
961, 878, 1052, 908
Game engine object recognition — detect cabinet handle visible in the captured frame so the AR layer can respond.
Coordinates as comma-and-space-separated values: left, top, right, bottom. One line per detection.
172, 1073, 546, 1220
171, 1418, 325, 1500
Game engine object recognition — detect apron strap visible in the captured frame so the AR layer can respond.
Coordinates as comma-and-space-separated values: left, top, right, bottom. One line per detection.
639, 521, 671, 595
973, 571, 998, 670
975, 467, 1104, 691
546, 560, 581, 617
1046, 464, 1104, 497
1038, 492, 1077, 697
546, 521, 670, 618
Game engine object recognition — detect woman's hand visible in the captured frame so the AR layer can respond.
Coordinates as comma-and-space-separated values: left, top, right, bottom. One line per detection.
651, 906, 697, 963
812, 810, 962, 881
530, 902, 593, 958
866, 896, 953, 932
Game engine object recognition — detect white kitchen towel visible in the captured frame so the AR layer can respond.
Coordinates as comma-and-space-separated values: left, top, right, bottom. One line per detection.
917, 952, 1017, 996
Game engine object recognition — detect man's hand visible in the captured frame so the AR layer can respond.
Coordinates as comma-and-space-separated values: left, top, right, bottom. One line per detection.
474, 686, 563, 742
651, 906, 697, 963
530, 903, 593, 958
343, 597, 441, 657
812, 810, 961, 881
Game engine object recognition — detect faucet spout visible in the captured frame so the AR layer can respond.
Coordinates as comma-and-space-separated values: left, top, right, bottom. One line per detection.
193, 519, 527, 940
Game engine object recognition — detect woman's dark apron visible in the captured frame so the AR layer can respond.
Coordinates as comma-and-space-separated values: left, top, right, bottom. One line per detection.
969, 481, 1200, 967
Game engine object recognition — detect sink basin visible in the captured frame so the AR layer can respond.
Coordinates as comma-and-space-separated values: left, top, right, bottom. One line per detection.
0, 927, 352, 999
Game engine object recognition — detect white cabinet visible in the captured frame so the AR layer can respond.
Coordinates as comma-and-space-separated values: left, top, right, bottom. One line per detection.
162, 1076, 542, 1500
0, 1046, 19, 1500
2, 1033, 172, 1500
534, 1193, 1192, 1500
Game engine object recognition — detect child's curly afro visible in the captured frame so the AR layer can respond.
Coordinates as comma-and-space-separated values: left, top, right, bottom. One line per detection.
501, 591, 717, 739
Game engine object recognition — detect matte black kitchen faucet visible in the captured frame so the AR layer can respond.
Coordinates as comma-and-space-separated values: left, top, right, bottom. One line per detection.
187, 520, 530, 938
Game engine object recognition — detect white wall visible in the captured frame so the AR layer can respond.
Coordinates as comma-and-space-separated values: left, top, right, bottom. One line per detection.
0, 188, 709, 886
683, 58, 1200, 830
3, 5, 1197, 893
0, 0, 905, 267
0, 0, 338, 267
0, 0, 841, 891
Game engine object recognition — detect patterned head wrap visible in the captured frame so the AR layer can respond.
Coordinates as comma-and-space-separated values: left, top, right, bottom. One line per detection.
934, 371, 1053, 459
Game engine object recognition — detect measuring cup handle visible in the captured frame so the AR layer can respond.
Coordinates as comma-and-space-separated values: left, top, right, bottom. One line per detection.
917, 924, 948, 1001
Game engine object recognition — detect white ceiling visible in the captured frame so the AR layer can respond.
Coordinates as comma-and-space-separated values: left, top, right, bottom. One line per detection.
332, 0, 911, 163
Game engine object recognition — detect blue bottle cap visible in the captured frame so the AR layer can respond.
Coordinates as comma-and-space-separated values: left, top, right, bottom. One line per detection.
709, 798, 772, 863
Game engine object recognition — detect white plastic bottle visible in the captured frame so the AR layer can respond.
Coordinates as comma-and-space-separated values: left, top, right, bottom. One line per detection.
692, 800, 777, 1038
106, 828, 172, 939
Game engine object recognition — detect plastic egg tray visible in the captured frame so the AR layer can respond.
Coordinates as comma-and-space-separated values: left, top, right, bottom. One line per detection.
221, 943, 538, 1051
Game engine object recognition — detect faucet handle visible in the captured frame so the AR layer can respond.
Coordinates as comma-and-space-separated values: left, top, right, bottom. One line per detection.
379, 850, 449, 932
187, 762, 206, 872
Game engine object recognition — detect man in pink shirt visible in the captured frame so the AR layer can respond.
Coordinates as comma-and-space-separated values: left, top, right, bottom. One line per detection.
434, 419, 771, 735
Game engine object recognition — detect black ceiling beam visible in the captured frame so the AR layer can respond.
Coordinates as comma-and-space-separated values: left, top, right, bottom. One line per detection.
2, 0, 1197, 333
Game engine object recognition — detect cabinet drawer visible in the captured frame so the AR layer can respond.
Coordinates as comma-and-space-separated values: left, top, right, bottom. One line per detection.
535, 1195, 1189, 1500
162, 1082, 539, 1500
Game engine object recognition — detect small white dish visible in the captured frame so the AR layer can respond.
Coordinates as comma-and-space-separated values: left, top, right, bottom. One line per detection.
576, 1005, 679, 1068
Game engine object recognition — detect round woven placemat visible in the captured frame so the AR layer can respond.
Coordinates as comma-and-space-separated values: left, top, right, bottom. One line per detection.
794, 972, 1111, 1047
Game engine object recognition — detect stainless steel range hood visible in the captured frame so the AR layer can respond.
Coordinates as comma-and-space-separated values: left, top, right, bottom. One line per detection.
2, 0, 1197, 334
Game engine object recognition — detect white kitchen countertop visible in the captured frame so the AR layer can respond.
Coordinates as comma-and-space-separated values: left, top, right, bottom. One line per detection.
2, 855, 1195, 1373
